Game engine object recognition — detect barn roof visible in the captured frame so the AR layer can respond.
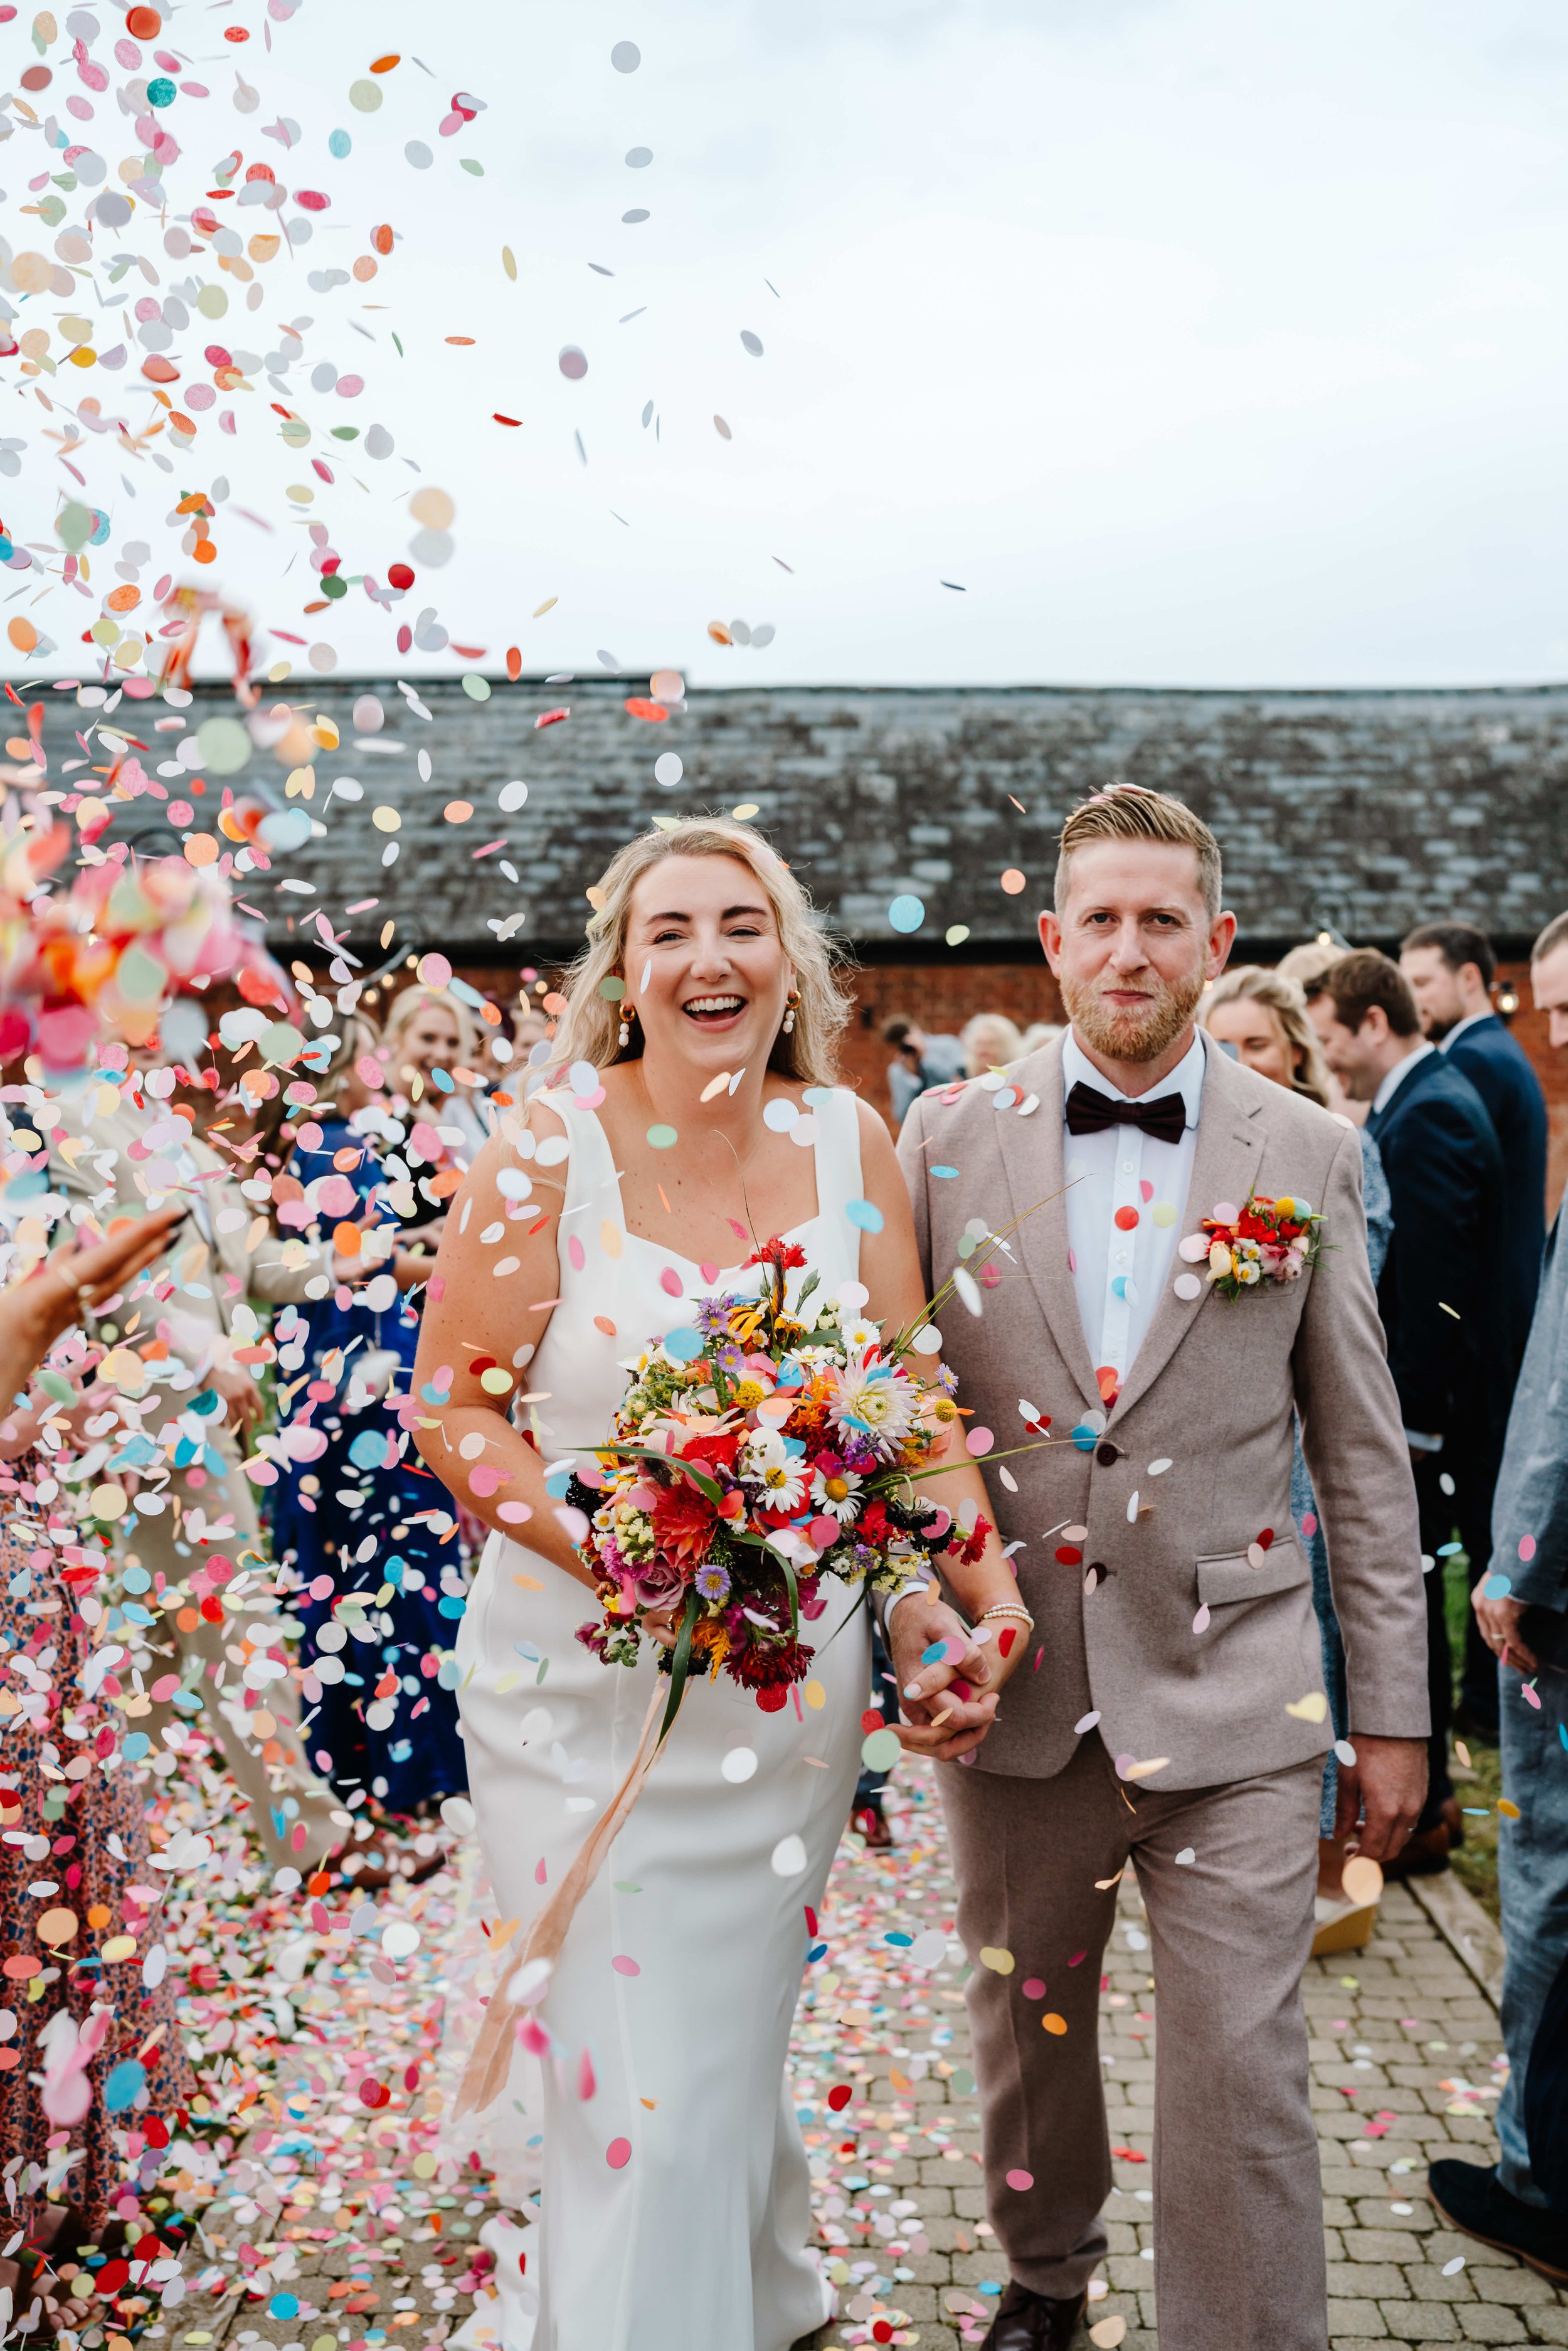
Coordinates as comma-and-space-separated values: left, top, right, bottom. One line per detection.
29, 675, 1568, 964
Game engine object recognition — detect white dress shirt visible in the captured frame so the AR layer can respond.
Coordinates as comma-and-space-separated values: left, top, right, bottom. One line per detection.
1062, 1027, 1207, 1401
1370, 1037, 1433, 1115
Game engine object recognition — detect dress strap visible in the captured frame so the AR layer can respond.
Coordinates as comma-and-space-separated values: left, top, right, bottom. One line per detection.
810, 1086, 865, 1283
534, 1095, 625, 1261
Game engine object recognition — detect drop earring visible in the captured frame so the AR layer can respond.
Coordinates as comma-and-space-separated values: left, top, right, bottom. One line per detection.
781, 988, 800, 1037
618, 999, 637, 1050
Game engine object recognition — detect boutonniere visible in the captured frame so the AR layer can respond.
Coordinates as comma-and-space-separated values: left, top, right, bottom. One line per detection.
1176, 1192, 1325, 1299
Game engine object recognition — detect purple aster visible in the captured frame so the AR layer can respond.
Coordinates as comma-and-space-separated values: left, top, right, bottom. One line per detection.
696, 1563, 732, 1603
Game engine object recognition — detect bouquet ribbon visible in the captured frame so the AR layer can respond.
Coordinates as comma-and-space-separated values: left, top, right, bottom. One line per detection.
455, 1679, 670, 2119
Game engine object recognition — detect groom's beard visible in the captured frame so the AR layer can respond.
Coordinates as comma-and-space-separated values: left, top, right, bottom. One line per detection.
1062, 960, 1206, 1064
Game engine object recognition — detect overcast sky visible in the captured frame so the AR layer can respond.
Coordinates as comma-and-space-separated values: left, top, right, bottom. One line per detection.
10, 0, 1568, 687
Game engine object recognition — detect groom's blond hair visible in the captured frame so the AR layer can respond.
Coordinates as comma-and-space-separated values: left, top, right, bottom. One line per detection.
1056, 783, 1222, 920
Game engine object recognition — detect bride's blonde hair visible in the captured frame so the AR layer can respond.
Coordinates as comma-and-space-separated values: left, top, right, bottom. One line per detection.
548, 819, 849, 1086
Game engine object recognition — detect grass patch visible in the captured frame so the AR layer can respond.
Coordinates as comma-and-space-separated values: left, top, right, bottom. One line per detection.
1443, 1551, 1502, 1923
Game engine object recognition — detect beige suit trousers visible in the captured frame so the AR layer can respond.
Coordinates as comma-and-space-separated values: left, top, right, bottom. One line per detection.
940, 1738, 1326, 2351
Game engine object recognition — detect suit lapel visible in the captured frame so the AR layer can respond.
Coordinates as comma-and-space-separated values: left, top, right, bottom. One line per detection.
1367, 1048, 1435, 1149
989, 1036, 1103, 1416
1105, 1035, 1266, 1426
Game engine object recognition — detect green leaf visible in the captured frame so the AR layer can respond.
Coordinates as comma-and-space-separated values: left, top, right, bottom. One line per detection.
775, 1543, 800, 1638
659, 1589, 699, 1743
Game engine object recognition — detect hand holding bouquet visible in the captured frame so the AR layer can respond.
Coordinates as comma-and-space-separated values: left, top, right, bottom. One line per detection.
566, 1237, 993, 1727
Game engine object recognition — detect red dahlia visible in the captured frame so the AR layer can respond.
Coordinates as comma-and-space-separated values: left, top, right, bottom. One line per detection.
728, 1637, 814, 1690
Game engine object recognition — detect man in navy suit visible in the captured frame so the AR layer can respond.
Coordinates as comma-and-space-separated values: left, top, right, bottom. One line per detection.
1428, 911, 1568, 2282
1401, 920, 1548, 1738
1311, 950, 1509, 1874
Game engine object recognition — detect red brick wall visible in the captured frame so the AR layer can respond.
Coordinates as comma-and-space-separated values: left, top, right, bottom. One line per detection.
1495, 960, 1568, 1221
832, 963, 1065, 1120
439, 952, 1567, 1217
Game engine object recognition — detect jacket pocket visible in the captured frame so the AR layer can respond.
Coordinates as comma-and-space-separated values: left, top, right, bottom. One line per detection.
1196, 1540, 1311, 1608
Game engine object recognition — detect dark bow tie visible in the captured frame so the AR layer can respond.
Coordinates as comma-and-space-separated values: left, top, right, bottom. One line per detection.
1065, 1080, 1187, 1147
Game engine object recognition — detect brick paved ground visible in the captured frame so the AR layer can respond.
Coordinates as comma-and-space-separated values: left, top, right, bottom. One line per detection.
164, 1772, 1564, 2351
792, 1769, 1566, 2351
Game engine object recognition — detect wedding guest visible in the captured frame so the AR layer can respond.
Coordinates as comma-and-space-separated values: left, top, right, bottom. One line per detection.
479, 1004, 543, 1101
379, 983, 490, 1157
44, 1054, 346, 1876
1201, 966, 1393, 1912
1400, 920, 1548, 1739
1279, 939, 1369, 1124
268, 1024, 467, 1832
881, 1015, 966, 1125
1428, 911, 1568, 2279
960, 1011, 1024, 1077
1308, 949, 1508, 1875
0, 1214, 194, 2276
1019, 1022, 1064, 1056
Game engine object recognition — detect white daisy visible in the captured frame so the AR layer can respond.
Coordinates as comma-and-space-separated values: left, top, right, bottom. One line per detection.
837, 1314, 882, 1352
810, 1465, 866, 1524
757, 1458, 809, 1510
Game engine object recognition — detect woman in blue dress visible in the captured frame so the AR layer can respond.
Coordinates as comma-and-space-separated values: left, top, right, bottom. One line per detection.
268, 1022, 469, 1820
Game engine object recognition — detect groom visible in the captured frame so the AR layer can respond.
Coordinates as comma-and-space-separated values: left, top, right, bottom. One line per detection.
893, 784, 1429, 2351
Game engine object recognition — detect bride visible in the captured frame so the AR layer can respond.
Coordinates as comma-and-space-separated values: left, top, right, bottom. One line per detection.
413, 819, 1029, 2351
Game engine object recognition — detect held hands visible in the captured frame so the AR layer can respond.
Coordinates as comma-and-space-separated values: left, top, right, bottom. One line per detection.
1333, 1733, 1428, 1864
886, 1593, 1027, 1763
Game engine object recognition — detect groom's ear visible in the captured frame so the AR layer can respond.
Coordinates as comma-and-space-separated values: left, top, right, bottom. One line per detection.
1205, 909, 1238, 980
1038, 909, 1062, 972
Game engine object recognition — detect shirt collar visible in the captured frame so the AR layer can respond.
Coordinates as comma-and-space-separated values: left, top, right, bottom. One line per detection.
1372, 1036, 1434, 1114
1062, 1026, 1206, 1132
1439, 1011, 1493, 1052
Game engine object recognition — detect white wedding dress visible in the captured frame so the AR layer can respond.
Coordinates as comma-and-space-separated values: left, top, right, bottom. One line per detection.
453, 1086, 872, 2351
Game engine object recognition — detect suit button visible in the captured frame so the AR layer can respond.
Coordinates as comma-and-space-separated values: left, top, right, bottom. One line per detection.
1095, 1441, 1120, 1467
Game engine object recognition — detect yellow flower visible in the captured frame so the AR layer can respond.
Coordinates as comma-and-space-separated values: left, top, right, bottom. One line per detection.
732, 1378, 767, 1409
1207, 1240, 1234, 1277
1274, 1195, 1296, 1219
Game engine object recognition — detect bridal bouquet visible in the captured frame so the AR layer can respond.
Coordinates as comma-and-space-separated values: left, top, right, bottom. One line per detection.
568, 1238, 992, 1721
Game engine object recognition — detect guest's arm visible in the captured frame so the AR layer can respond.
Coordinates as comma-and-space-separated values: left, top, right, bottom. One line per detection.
1375, 1093, 1493, 1440
1474, 1225, 1568, 1672
1293, 1123, 1429, 1858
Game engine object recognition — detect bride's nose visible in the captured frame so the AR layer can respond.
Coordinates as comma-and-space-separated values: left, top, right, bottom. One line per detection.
687, 928, 736, 980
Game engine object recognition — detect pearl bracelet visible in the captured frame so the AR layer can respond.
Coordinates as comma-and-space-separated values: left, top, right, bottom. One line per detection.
978, 1601, 1036, 1629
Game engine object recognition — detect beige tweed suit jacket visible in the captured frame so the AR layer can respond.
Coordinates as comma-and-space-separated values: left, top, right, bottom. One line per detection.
898, 1031, 1430, 1790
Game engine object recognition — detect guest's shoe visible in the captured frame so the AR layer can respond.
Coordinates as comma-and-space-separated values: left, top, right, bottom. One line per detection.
1310, 1887, 1379, 1955
980, 2282, 1087, 2350
1428, 2160, 1568, 2285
